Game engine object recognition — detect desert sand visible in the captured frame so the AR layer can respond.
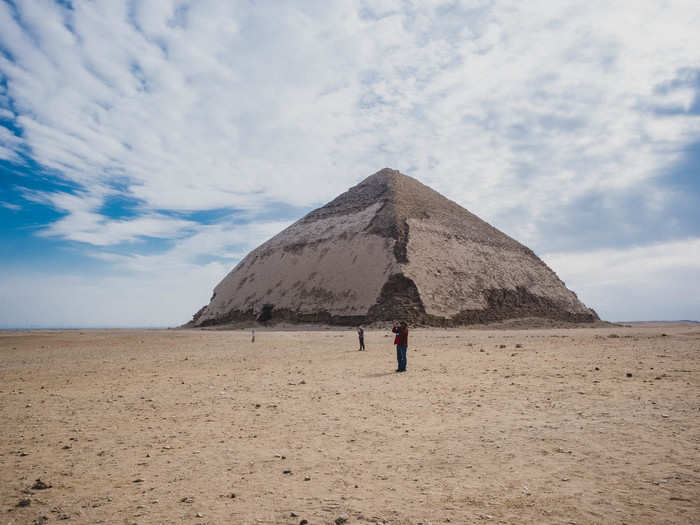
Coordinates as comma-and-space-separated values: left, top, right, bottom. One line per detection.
1, 324, 698, 524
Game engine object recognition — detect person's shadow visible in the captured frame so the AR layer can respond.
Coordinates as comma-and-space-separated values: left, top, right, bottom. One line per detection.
364, 371, 396, 378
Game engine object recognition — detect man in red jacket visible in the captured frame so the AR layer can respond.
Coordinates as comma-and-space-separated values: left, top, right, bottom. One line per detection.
392, 321, 409, 372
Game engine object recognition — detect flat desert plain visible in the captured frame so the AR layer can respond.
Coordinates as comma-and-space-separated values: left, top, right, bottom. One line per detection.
1, 324, 698, 525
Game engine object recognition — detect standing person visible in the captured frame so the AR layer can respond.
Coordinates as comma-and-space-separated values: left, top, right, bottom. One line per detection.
251, 328, 256, 343
392, 321, 400, 364
357, 326, 365, 351
392, 321, 409, 372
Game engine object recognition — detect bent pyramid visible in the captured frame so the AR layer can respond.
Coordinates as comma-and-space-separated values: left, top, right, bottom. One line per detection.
190, 169, 598, 326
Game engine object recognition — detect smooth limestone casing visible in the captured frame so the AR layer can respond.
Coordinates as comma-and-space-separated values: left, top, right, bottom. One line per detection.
196, 201, 399, 322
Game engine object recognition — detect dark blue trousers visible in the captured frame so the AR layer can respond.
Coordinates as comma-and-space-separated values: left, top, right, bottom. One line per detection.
396, 345, 407, 371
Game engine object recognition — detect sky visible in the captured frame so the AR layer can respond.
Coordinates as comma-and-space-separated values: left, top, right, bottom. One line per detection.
0, 0, 699, 328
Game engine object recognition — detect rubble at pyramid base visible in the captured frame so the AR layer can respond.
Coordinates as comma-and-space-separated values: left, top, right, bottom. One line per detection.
190, 282, 598, 328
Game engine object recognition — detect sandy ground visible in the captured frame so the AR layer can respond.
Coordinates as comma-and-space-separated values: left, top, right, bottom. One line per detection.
1, 324, 698, 525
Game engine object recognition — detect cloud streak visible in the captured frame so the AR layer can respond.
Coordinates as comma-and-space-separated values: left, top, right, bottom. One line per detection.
543, 237, 700, 321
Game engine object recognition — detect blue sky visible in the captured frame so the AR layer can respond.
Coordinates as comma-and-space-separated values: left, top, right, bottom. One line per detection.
1, 0, 699, 327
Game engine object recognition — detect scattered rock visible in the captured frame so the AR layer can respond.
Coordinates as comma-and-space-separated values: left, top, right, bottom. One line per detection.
608, 334, 619, 338
300, 520, 308, 525
290, 512, 298, 517
335, 514, 349, 524
33, 516, 48, 525
32, 479, 52, 490
180, 496, 194, 504
132, 478, 144, 483
626, 373, 632, 378
515, 344, 522, 348
283, 469, 292, 475
196, 512, 203, 518
304, 476, 311, 481
17, 498, 31, 507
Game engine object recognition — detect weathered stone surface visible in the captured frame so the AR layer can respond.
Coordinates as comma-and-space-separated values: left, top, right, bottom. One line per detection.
188, 168, 598, 326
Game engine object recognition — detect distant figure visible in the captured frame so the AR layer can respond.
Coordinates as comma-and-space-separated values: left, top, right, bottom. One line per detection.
392, 321, 409, 372
392, 321, 400, 356
357, 326, 365, 350
251, 328, 256, 343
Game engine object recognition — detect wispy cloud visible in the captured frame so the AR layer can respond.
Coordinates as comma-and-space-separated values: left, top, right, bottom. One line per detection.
543, 237, 700, 321
0, 123, 23, 161
19, 187, 195, 245
0, 201, 21, 211
92, 218, 293, 271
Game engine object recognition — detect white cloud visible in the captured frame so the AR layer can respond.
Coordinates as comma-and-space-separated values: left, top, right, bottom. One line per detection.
0, 124, 22, 161
0, 1, 696, 217
21, 188, 198, 245
92, 218, 293, 272
0, 201, 21, 211
542, 238, 700, 321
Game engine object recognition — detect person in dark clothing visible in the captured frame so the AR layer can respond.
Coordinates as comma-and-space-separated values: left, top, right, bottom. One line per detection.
392, 321, 408, 372
392, 322, 400, 361
357, 326, 365, 350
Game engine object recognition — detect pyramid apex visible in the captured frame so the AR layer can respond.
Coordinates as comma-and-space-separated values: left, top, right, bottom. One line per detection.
367, 167, 405, 179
